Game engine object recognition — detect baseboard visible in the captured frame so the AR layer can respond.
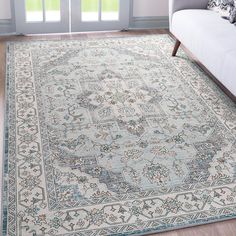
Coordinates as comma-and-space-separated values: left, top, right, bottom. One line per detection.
129, 16, 169, 29
0, 19, 15, 35
0, 17, 169, 35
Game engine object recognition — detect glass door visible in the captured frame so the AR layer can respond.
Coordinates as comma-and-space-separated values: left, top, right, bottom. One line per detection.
15, 0, 70, 34
71, 0, 130, 32
14, 0, 130, 34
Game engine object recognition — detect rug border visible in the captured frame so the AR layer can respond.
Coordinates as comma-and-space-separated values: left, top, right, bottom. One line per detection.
1, 35, 236, 236
114, 213, 236, 236
1, 43, 10, 236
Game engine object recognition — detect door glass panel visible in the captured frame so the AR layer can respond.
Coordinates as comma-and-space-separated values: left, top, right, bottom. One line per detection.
25, 0, 43, 22
101, 0, 119, 21
45, 0, 61, 21
81, 0, 99, 22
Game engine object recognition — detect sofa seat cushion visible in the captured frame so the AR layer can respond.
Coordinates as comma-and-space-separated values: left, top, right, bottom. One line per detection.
172, 9, 236, 96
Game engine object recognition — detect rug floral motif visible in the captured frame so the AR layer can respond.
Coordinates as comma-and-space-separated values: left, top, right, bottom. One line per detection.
2, 35, 236, 236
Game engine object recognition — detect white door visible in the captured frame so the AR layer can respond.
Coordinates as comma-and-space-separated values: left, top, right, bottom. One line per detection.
15, 0, 70, 34
15, 0, 130, 34
71, 0, 130, 32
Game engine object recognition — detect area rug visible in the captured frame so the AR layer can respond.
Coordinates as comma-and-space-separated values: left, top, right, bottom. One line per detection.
2, 35, 236, 236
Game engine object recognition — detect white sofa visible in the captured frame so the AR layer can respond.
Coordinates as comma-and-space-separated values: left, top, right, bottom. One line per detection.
169, 0, 236, 100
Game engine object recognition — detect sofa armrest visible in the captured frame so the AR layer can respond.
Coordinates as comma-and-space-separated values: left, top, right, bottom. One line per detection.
169, 0, 209, 30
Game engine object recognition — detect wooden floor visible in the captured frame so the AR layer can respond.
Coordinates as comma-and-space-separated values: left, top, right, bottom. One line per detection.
0, 29, 236, 236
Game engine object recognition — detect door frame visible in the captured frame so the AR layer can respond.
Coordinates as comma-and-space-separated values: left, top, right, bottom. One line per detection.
71, 0, 130, 32
14, 0, 70, 34
13, 0, 133, 34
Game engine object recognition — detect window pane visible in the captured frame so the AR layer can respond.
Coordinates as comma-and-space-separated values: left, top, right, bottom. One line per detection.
45, 0, 61, 21
81, 0, 99, 22
25, 0, 43, 22
101, 0, 119, 21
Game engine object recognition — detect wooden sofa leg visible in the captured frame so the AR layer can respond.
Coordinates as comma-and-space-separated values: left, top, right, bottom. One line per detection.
172, 40, 181, 56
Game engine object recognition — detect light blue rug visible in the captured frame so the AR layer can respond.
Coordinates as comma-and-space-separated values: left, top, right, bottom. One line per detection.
2, 35, 236, 235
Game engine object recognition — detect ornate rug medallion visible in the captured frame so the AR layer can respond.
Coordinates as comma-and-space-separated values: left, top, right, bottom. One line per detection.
2, 35, 236, 235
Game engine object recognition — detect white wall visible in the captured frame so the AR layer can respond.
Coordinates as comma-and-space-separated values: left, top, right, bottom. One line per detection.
0, 0, 11, 20
133, 0, 168, 17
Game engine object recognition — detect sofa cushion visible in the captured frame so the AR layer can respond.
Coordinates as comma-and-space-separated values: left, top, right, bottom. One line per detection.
172, 9, 236, 96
